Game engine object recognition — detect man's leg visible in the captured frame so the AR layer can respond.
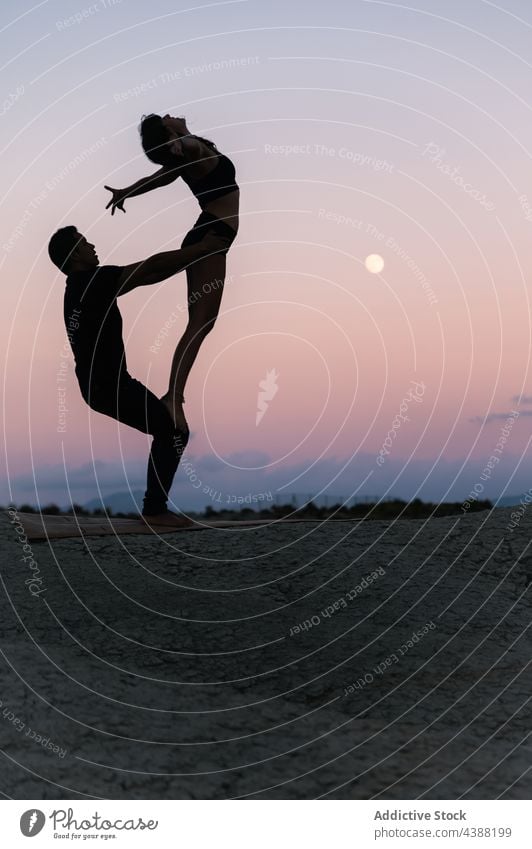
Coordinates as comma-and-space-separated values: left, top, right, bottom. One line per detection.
87, 377, 190, 520
143, 414, 189, 517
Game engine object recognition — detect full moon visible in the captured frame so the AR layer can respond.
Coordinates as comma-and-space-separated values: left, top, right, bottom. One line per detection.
365, 254, 384, 274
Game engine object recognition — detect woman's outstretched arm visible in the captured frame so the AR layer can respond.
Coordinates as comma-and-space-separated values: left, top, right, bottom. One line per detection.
105, 167, 179, 214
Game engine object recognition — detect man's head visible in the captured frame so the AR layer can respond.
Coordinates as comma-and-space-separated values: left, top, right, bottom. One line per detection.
48, 226, 99, 274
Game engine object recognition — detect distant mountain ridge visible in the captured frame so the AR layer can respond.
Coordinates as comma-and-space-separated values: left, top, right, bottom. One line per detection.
495, 493, 532, 507
12, 489, 528, 514
80, 490, 144, 514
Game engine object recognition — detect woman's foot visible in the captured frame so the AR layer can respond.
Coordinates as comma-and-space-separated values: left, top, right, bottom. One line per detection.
141, 510, 194, 529
160, 392, 189, 436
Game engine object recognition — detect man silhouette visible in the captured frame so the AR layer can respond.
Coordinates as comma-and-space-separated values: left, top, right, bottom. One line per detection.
48, 226, 227, 527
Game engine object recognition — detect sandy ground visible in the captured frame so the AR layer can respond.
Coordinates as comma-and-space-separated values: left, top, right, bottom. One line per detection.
0, 507, 531, 799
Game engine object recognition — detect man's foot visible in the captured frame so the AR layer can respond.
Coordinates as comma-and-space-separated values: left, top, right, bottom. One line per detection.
160, 392, 189, 436
141, 510, 195, 528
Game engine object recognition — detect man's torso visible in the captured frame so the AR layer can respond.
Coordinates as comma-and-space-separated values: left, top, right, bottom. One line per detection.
64, 264, 127, 398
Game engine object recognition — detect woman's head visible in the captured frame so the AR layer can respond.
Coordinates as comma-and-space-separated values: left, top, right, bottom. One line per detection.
139, 113, 217, 165
162, 114, 189, 135
139, 114, 177, 166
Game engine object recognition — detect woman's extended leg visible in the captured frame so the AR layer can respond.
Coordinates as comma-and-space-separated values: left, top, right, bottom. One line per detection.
161, 252, 227, 430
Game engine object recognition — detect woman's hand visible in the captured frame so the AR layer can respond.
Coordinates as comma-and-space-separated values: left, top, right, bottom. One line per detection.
104, 186, 127, 215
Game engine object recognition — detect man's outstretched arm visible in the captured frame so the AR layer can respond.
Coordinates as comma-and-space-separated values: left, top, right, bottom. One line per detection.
117, 232, 228, 295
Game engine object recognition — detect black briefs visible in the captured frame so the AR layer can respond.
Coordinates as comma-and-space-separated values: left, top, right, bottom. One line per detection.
181, 211, 238, 256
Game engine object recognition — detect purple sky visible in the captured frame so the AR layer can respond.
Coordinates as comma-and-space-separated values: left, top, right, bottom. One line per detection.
2, 0, 532, 508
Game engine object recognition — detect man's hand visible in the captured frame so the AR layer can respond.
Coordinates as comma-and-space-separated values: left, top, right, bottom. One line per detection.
104, 186, 127, 215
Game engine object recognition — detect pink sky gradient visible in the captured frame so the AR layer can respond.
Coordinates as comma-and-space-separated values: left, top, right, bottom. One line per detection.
2, 0, 532, 506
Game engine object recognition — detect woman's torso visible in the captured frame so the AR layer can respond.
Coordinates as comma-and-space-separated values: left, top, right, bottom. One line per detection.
180, 138, 240, 231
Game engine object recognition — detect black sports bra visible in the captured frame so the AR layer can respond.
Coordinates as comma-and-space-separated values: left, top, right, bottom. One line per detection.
181, 144, 238, 208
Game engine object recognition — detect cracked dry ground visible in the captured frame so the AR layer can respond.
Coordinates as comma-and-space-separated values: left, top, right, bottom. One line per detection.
0, 508, 531, 799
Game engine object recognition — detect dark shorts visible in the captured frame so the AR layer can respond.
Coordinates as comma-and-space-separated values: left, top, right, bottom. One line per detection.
80, 375, 167, 433
181, 211, 238, 256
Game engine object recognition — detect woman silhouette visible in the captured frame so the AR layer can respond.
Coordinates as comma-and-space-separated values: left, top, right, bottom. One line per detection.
105, 113, 239, 435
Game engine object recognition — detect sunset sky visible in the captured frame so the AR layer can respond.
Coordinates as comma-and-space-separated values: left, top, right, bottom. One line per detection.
2, 0, 532, 509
